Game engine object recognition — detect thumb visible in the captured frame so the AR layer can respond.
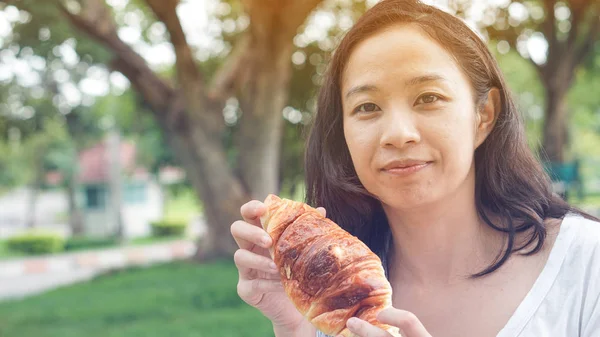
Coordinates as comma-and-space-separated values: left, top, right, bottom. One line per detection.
316, 207, 326, 217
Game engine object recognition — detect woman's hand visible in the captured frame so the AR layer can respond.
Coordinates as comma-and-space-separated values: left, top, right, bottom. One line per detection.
231, 199, 325, 335
342, 307, 432, 337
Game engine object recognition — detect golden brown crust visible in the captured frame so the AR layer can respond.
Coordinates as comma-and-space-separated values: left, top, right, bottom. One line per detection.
261, 194, 400, 337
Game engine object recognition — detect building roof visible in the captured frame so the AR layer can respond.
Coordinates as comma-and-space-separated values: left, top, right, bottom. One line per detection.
77, 138, 143, 184
44, 136, 186, 186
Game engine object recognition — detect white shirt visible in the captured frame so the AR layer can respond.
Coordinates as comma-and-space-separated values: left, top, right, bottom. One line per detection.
317, 213, 600, 337
497, 213, 600, 337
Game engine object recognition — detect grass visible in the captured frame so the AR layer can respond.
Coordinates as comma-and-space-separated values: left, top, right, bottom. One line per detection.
130, 235, 185, 245
0, 260, 273, 337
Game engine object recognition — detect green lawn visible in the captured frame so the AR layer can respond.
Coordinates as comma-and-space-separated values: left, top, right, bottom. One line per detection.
0, 260, 273, 337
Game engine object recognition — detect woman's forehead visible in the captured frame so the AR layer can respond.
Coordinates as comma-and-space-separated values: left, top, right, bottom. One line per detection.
341, 24, 463, 91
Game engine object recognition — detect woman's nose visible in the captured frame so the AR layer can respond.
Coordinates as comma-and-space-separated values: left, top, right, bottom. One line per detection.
379, 109, 421, 148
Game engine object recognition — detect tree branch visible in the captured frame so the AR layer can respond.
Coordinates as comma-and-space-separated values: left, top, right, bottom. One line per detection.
56, 0, 175, 117
566, 0, 584, 49
144, 0, 227, 135
284, 0, 326, 33
543, 0, 558, 60
207, 34, 251, 102
574, 13, 600, 65
243, 0, 324, 40
145, 0, 205, 96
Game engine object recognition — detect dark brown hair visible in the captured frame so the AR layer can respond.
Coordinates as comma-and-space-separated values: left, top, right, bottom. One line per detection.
304, 0, 593, 277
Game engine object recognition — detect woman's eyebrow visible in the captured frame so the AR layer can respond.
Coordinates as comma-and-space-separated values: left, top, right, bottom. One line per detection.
345, 74, 449, 99
345, 84, 380, 100
405, 74, 448, 86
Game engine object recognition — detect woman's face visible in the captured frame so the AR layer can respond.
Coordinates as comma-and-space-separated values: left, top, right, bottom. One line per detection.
341, 24, 491, 210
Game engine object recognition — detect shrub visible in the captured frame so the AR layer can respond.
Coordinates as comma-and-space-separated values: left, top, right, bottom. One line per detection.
65, 237, 119, 251
6, 232, 65, 255
150, 220, 187, 237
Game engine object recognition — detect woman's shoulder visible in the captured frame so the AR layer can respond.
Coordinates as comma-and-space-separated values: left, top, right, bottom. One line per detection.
557, 212, 600, 272
562, 212, 600, 248
558, 213, 600, 335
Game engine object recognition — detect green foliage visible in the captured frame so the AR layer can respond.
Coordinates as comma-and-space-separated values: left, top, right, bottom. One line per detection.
6, 232, 65, 255
0, 140, 27, 188
86, 91, 180, 174
491, 41, 600, 188
0, 240, 23, 259
163, 186, 202, 223
64, 237, 119, 252
0, 115, 74, 189
489, 41, 545, 148
0, 261, 273, 337
566, 62, 600, 183
3, 0, 112, 65
150, 221, 187, 237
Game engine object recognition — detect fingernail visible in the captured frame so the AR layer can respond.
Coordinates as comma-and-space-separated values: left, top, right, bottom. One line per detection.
347, 317, 359, 329
269, 261, 277, 270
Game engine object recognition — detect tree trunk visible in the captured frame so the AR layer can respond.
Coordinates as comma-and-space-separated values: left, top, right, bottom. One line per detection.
538, 31, 579, 164
541, 83, 570, 163
235, 9, 297, 200
160, 120, 248, 260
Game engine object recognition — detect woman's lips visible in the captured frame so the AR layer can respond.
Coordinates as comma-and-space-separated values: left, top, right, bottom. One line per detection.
381, 162, 431, 176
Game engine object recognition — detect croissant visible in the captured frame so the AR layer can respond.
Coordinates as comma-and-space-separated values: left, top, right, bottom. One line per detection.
260, 194, 400, 337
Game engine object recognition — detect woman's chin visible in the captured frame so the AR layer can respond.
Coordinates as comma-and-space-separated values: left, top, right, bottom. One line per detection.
379, 192, 438, 211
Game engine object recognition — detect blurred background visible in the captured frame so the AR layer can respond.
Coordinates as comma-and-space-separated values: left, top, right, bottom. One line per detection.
0, 0, 598, 336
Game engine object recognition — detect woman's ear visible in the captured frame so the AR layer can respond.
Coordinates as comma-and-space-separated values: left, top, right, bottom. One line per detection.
475, 87, 501, 148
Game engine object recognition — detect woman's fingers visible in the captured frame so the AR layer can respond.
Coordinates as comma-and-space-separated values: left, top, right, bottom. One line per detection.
343, 317, 390, 337
343, 309, 430, 337
234, 200, 271, 250
240, 200, 267, 227
231, 220, 272, 251
237, 278, 284, 306
377, 308, 431, 337
234, 248, 279, 279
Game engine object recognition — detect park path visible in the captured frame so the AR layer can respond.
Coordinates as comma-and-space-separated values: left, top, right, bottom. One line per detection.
0, 240, 196, 301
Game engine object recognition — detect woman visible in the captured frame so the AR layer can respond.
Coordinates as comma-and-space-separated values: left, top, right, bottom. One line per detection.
230, 1, 600, 336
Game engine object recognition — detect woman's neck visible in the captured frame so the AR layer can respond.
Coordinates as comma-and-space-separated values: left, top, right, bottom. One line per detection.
383, 176, 505, 287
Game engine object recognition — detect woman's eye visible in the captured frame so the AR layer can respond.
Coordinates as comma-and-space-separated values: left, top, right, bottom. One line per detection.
354, 103, 380, 114
416, 94, 441, 105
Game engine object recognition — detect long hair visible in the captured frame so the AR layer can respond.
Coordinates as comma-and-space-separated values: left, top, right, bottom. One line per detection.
304, 0, 595, 277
